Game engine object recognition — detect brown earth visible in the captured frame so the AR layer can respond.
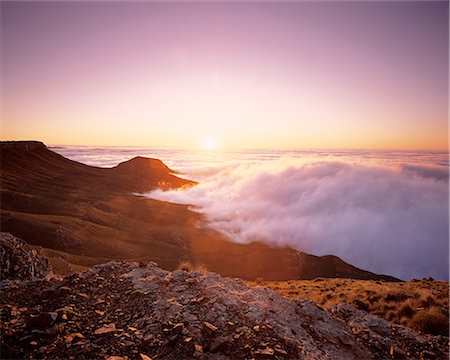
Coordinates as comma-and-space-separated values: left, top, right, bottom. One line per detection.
0, 141, 398, 281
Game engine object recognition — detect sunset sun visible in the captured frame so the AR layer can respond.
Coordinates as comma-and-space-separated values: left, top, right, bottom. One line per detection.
202, 136, 219, 151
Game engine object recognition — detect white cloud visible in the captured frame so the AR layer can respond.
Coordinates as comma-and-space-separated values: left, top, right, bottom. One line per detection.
148, 160, 449, 280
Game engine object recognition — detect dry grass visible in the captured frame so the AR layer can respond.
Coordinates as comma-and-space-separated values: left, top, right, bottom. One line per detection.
176, 260, 208, 274
247, 278, 449, 336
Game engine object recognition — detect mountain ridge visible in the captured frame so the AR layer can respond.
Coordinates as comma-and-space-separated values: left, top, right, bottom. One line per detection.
0, 141, 399, 281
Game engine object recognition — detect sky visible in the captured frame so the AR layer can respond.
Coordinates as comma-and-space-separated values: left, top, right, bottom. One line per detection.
1, 1, 448, 150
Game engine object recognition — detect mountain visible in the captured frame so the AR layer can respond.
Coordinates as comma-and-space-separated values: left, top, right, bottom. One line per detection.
0, 141, 399, 281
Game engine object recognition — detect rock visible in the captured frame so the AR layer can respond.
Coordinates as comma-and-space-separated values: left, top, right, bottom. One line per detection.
0, 233, 52, 281
45, 323, 65, 336
328, 303, 443, 359
56, 306, 78, 319
254, 347, 275, 358
1, 261, 448, 360
274, 347, 288, 356
389, 345, 406, 359
131, 289, 147, 296
210, 336, 230, 352
338, 333, 355, 346
94, 323, 116, 335
26, 312, 58, 329
194, 343, 203, 357
65, 333, 85, 344
172, 323, 184, 334
421, 350, 437, 359
203, 321, 218, 334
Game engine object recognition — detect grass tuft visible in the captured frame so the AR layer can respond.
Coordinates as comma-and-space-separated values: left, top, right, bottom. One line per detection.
176, 261, 195, 272
409, 307, 449, 336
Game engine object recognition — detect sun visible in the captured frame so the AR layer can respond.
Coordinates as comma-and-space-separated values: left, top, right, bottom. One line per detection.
202, 136, 219, 151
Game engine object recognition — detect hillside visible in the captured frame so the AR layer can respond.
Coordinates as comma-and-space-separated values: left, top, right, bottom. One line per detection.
0, 141, 398, 281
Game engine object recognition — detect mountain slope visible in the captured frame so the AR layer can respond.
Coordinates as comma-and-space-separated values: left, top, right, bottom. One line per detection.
0, 141, 398, 281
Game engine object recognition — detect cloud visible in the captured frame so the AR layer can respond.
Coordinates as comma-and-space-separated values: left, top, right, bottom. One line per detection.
401, 164, 449, 182
148, 160, 449, 280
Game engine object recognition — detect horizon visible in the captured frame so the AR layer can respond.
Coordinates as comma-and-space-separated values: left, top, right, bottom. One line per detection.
49, 142, 450, 152
3, 140, 449, 153
1, 1, 449, 150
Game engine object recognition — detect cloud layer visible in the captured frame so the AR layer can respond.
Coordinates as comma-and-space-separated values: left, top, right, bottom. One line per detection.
148, 161, 449, 280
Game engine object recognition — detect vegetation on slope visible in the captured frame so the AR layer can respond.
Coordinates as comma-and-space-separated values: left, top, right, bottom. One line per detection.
248, 278, 449, 336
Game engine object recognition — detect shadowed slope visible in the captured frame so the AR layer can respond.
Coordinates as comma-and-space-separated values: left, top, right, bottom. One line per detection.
1, 141, 196, 269
0, 141, 399, 281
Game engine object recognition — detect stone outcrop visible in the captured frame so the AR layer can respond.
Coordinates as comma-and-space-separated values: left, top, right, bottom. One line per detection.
1, 261, 447, 359
0, 232, 52, 281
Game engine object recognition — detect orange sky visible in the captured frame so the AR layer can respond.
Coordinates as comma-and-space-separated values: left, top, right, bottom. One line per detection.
1, 2, 448, 150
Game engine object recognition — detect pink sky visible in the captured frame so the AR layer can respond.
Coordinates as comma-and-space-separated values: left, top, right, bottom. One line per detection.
1, 1, 448, 149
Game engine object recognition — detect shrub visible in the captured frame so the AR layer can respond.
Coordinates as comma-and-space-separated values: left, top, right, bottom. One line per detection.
399, 316, 410, 326
385, 291, 409, 302
409, 307, 449, 336
352, 299, 370, 312
397, 302, 414, 318
386, 311, 395, 321
255, 277, 264, 285
176, 261, 194, 272
419, 295, 436, 307
382, 304, 396, 311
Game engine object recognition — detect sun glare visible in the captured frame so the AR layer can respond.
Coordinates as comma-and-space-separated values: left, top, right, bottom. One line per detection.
203, 136, 219, 151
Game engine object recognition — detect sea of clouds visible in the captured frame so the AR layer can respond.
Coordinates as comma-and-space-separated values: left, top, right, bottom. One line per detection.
53, 146, 449, 280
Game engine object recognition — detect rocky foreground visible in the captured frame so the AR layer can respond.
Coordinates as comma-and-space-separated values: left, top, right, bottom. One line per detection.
1, 259, 448, 360
0, 233, 52, 281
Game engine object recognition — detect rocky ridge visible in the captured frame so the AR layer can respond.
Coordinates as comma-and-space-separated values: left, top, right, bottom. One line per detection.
1, 260, 447, 359
0, 232, 52, 281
